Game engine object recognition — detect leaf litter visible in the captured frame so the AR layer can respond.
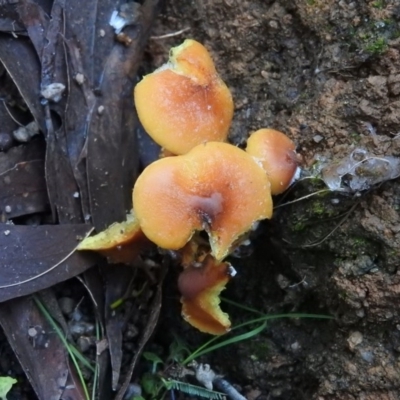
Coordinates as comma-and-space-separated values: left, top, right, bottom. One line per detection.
0, 0, 163, 399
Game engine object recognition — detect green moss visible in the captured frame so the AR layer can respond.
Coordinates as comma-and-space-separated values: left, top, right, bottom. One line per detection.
372, 0, 385, 9
350, 131, 361, 144
311, 200, 326, 216
365, 37, 388, 54
351, 236, 369, 248
291, 220, 307, 232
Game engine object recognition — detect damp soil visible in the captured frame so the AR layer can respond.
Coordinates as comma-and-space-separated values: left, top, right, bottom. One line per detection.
148, 1, 400, 399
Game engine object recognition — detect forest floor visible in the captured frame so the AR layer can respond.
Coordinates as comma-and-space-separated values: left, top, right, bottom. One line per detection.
1, 1, 400, 400
147, 1, 400, 399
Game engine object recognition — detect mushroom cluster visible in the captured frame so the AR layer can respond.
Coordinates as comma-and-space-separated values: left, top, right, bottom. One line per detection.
78, 39, 299, 335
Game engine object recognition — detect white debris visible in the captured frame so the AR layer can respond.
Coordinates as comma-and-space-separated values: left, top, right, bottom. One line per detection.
228, 265, 237, 277
194, 363, 216, 390
109, 11, 126, 34
13, 121, 39, 143
321, 148, 400, 192
41, 83, 66, 102
109, 3, 140, 34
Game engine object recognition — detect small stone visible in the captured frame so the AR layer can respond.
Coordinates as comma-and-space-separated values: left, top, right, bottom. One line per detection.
268, 20, 278, 29
4, 205, 12, 214
97, 105, 105, 115
276, 274, 290, 289
77, 336, 92, 353
4, 230, 10, 236
347, 331, 363, 349
124, 383, 142, 399
70, 321, 95, 336
291, 341, 300, 351
0, 132, 13, 151
313, 135, 324, 143
99, 29, 106, 37
41, 83, 66, 102
13, 126, 30, 142
28, 327, 38, 337
13, 121, 39, 143
71, 308, 83, 321
356, 309, 365, 318
74, 73, 85, 85
70, 322, 86, 336
58, 297, 75, 315
359, 350, 374, 363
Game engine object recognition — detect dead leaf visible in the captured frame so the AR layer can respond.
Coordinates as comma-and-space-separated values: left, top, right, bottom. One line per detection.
115, 261, 165, 400
85, 0, 161, 230
0, 295, 86, 400
0, 159, 48, 220
0, 223, 95, 302
0, 35, 45, 132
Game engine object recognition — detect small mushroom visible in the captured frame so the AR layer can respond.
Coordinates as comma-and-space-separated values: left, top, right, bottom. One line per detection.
134, 39, 234, 155
178, 255, 233, 335
132, 142, 273, 260
246, 128, 299, 195
77, 212, 150, 263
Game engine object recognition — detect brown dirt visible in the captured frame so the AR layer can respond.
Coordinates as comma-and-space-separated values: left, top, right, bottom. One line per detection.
148, 1, 400, 399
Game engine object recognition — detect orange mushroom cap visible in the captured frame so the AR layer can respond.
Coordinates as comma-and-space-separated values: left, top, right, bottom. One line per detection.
246, 128, 299, 195
178, 255, 233, 335
132, 142, 273, 260
134, 39, 234, 155
77, 212, 150, 264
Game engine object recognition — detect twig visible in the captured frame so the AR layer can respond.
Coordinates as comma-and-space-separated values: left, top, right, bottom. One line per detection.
300, 200, 360, 248
213, 377, 246, 400
151, 28, 190, 40
273, 189, 331, 209
190, 361, 247, 400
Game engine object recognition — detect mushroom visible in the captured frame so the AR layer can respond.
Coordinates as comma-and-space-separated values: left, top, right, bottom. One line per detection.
134, 39, 234, 155
178, 255, 234, 335
77, 212, 150, 264
132, 141, 273, 260
245, 128, 299, 195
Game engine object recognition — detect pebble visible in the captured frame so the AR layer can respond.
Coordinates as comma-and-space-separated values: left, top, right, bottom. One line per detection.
0, 132, 13, 151
123, 383, 142, 399
77, 336, 92, 353
313, 135, 324, 143
70, 321, 94, 336
347, 331, 363, 349
13, 121, 39, 143
359, 350, 374, 363
41, 83, 65, 102
58, 297, 75, 315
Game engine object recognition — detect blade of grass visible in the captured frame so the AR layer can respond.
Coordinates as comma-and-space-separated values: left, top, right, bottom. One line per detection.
183, 321, 267, 364
183, 312, 333, 365
91, 320, 100, 400
221, 297, 265, 315
69, 345, 96, 373
33, 296, 91, 400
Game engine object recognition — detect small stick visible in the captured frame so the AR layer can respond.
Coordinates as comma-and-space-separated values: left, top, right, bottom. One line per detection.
151, 28, 190, 40
213, 377, 247, 400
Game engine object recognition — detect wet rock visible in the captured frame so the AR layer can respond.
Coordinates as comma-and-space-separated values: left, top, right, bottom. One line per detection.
0, 132, 13, 152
